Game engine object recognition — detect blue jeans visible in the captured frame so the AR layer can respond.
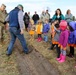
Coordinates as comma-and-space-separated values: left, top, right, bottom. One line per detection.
43, 33, 48, 42
7, 27, 28, 54
34, 20, 37, 25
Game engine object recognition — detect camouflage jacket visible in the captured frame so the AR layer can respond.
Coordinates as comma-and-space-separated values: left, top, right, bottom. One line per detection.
0, 10, 6, 26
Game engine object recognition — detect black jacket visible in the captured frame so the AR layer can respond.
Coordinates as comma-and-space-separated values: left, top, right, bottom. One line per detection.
24, 14, 30, 24
32, 14, 39, 21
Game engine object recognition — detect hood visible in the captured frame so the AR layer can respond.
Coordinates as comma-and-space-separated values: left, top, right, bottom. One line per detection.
69, 21, 76, 30
60, 26, 67, 31
59, 20, 67, 26
60, 20, 67, 30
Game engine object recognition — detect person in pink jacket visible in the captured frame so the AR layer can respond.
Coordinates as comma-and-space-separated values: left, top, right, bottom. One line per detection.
58, 20, 69, 63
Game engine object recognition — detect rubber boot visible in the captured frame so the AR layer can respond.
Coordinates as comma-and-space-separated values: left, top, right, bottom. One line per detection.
56, 54, 62, 61
39, 37, 42, 42
58, 55, 66, 63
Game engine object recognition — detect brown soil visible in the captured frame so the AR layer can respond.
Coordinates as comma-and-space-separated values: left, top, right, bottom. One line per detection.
1, 31, 76, 75
14, 39, 60, 75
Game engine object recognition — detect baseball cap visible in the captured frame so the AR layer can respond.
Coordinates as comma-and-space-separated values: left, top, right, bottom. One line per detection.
17, 4, 24, 11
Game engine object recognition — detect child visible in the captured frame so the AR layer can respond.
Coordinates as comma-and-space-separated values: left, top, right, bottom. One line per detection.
58, 20, 69, 63
48, 20, 59, 50
36, 20, 43, 42
67, 21, 76, 58
67, 21, 76, 68
51, 20, 58, 39
53, 23, 61, 60
43, 19, 50, 42
28, 19, 35, 41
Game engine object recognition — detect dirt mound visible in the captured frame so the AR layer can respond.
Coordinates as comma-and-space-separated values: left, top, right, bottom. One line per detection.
14, 40, 60, 75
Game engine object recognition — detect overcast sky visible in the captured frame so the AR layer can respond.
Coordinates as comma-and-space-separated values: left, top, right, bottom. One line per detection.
0, 0, 76, 17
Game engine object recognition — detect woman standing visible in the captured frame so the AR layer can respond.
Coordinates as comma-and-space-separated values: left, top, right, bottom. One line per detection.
52, 8, 65, 23
65, 9, 73, 23
24, 12, 30, 31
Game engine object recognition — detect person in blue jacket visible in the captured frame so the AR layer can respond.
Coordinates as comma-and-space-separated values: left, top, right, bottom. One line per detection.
52, 8, 65, 23
68, 21, 76, 58
5, 4, 32, 56
43, 19, 50, 42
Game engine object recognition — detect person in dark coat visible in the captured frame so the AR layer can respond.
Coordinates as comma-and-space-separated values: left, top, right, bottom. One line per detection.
24, 12, 30, 31
32, 11, 39, 25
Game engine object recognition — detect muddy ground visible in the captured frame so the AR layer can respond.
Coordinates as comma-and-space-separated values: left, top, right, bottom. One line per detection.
23, 32, 76, 75
0, 31, 76, 75
14, 40, 60, 75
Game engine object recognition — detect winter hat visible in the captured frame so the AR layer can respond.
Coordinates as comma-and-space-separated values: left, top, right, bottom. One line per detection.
59, 20, 67, 30
17, 4, 24, 11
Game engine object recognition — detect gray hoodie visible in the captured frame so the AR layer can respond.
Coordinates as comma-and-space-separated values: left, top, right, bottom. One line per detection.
53, 27, 60, 42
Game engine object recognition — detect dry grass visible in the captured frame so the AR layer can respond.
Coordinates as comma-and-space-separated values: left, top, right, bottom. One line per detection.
0, 31, 76, 75
0, 33, 19, 75
25, 31, 76, 75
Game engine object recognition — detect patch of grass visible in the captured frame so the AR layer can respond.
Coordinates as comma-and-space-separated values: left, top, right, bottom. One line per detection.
25, 31, 76, 75
0, 35, 19, 75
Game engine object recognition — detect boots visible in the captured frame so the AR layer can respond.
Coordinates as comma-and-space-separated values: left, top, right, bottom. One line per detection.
38, 37, 42, 42
37, 37, 42, 42
48, 44, 55, 50
67, 53, 74, 58
67, 46, 74, 58
56, 54, 62, 61
58, 55, 66, 63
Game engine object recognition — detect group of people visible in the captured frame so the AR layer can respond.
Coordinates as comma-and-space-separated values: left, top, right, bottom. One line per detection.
49, 20, 76, 67
0, 4, 33, 56
25, 8, 76, 67
23, 10, 50, 31
0, 4, 76, 68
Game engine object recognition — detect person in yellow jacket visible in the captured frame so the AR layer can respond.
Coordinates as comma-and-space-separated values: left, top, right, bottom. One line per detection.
36, 20, 43, 42
28, 19, 35, 41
